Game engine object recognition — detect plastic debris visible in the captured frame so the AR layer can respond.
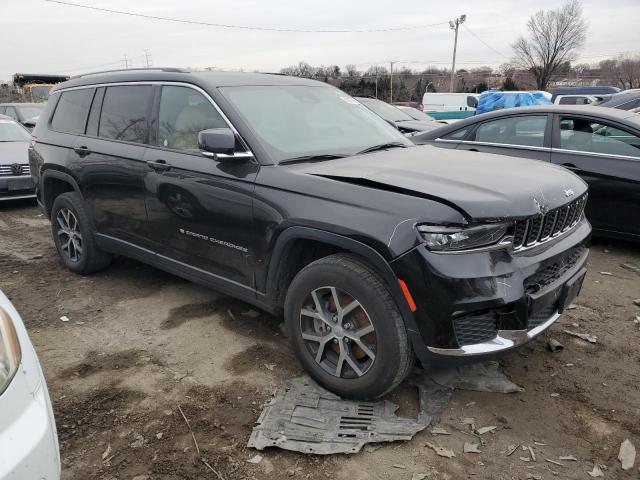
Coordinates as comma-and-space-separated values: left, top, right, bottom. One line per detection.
426, 442, 455, 458
247, 454, 263, 464
548, 338, 564, 352
528, 446, 537, 462
506, 445, 519, 456
550, 393, 560, 397
60, 315, 70, 322
430, 427, 452, 435
599, 271, 612, 276
422, 361, 523, 394
263, 364, 276, 371
464, 442, 481, 454
566, 304, 578, 310
587, 464, 604, 477
392, 464, 406, 469
559, 455, 577, 461
618, 438, 636, 471
475, 426, 497, 435
545, 458, 563, 466
563, 330, 598, 343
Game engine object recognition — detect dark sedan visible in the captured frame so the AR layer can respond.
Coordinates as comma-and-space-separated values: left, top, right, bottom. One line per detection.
593, 90, 640, 111
0, 114, 35, 200
355, 97, 442, 134
413, 105, 640, 242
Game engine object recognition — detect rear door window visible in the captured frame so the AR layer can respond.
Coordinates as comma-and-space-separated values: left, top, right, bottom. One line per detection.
4, 106, 18, 121
559, 117, 640, 158
473, 115, 548, 147
98, 85, 153, 143
51, 89, 95, 134
156, 85, 227, 152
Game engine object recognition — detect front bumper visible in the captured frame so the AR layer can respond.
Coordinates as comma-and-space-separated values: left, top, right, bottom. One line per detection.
0, 367, 60, 479
0, 175, 36, 201
391, 219, 590, 364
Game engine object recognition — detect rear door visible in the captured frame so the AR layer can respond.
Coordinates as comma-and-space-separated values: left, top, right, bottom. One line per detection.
551, 115, 640, 238
76, 84, 154, 248
456, 114, 552, 161
143, 83, 258, 288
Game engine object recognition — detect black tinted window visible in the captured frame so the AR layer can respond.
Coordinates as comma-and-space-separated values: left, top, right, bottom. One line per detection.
442, 127, 470, 140
157, 86, 226, 151
99, 85, 152, 143
51, 89, 94, 134
475, 115, 547, 147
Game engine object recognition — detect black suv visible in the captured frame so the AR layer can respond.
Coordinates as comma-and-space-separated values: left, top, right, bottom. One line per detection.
29, 69, 591, 399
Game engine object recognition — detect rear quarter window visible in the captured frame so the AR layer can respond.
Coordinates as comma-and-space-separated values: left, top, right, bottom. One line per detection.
51, 89, 95, 134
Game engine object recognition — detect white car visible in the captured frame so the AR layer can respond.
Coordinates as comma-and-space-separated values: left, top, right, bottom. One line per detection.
0, 290, 60, 479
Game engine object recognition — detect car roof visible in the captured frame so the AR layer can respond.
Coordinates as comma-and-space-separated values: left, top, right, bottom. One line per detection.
418, 105, 640, 138
596, 90, 640, 105
50, 68, 329, 93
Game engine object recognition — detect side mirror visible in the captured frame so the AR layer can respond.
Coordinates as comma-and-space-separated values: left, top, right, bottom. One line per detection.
198, 128, 235, 156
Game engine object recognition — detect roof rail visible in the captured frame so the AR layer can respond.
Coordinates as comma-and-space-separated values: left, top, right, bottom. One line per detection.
72, 67, 189, 79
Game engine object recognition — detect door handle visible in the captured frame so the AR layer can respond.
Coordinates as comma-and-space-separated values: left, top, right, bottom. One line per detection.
147, 160, 172, 172
73, 146, 91, 157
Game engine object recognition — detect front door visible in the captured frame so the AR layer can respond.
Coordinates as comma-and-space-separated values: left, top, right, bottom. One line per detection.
143, 84, 258, 288
457, 114, 552, 162
551, 115, 640, 238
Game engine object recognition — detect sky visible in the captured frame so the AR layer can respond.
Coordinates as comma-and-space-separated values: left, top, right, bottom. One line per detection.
1, 0, 639, 82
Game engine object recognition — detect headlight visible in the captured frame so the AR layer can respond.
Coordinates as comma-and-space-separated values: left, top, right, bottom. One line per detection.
418, 223, 510, 252
0, 307, 22, 395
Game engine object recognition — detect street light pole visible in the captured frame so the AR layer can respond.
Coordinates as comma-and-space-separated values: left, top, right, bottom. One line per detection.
449, 14, 466, 93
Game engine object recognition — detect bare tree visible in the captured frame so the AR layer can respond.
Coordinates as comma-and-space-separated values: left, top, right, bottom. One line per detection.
512, 0, 587, 90
599, 55, 640, 89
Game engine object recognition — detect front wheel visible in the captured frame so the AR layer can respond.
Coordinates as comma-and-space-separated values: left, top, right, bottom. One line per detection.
284, 254, 413, 399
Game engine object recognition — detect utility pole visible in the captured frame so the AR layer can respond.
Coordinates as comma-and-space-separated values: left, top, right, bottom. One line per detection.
143, 50, 153, 68
390, 61, 396, 103
449, 14, 466, 93
122, 54, 131, 69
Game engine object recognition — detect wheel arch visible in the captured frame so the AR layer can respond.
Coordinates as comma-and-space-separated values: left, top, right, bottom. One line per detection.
41, 170, 82, 218
264, 226, 421, 339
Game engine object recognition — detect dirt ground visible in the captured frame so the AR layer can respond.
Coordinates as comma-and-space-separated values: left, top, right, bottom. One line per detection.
1, 199, 639, 480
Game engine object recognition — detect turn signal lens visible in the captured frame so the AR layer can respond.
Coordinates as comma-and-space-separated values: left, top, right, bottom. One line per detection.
0, 307, 22, 396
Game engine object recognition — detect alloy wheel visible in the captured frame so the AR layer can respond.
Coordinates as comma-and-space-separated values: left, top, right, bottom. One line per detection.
56, 208, 83, 262
299, 286, 377, 379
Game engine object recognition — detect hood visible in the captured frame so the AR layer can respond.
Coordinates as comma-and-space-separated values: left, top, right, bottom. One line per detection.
0, 141, 29, 165
296, 145, 588, 221
394, 119, 442, 133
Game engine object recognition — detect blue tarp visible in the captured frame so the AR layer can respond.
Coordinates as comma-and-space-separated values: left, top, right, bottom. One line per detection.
476, 91, 552, 115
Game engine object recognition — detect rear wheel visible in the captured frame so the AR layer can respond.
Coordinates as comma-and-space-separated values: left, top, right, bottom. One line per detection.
51, 192, 111, 274
285, 254, 413, 399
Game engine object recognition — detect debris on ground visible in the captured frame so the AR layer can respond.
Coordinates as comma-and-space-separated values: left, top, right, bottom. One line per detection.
566, 303, 578, 310
475, 426, 497, 435
563, 329, 598, 344
506, 445, 519, 456
559, 455, 577, 461
633, 299, 640, 307
464, 442, 481, 453
418, 361, 523, 394
247, 376, 435, 454
599, 271, 613, 276
620, 263, 640, 276
545, 458, 563, 466
60, 315, 70, 322
618, 438, 636, 471
411, 474, 428, 480
547, 338, 564, 352
528, 445, 536, 462
587, 464, 604, 477
246, 454, 263, 464
263, 363, 276, 371
425, 442, 455, 458
430, 427, 451, 435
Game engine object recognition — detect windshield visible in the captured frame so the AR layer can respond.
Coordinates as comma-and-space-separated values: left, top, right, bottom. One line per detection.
0, 118, 31, 141
17, 105, 44, 120
356, 97, 415, 122
400, 108, 435, 122
220, 86, 411, 163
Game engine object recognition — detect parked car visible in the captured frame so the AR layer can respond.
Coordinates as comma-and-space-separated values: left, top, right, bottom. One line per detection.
550, 86, 620, 104
422, 93, 478, 121
553, 94, 599, 105
0, 115, 36, 201
592, 90, 640, 110
395, 106, 442, 123
30, 69, 590, 399
0, 289, 60, 479
392, 101, 423, 111
355, 97, 442, 133
0, 103, 45, 130
413, 105, 640, 241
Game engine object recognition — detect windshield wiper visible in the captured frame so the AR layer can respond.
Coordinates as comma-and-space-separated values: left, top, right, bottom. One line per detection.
279, 154, 348, 165
356, 142, 409, 155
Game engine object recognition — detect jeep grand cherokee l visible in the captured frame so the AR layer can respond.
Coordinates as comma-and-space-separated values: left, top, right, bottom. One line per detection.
29, 69, 591, 399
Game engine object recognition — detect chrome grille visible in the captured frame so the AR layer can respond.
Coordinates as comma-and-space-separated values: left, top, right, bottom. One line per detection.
512, 195, 587, 251
0, 164, 30, 176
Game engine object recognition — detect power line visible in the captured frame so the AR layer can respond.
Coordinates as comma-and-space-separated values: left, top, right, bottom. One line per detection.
44, 0, 449, 33
462, 24, 511, 61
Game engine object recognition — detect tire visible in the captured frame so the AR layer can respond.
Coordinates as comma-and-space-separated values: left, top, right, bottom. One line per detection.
51, 192, 112, 275
284, 253, 413, 400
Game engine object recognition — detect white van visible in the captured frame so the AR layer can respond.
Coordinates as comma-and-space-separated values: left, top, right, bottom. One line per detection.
422, 93, 478, 112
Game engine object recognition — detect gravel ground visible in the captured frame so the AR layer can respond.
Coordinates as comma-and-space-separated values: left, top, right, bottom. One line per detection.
1, 199, 639, 480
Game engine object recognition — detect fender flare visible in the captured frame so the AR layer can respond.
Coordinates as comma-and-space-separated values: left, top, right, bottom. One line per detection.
264, 226, 422, 341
